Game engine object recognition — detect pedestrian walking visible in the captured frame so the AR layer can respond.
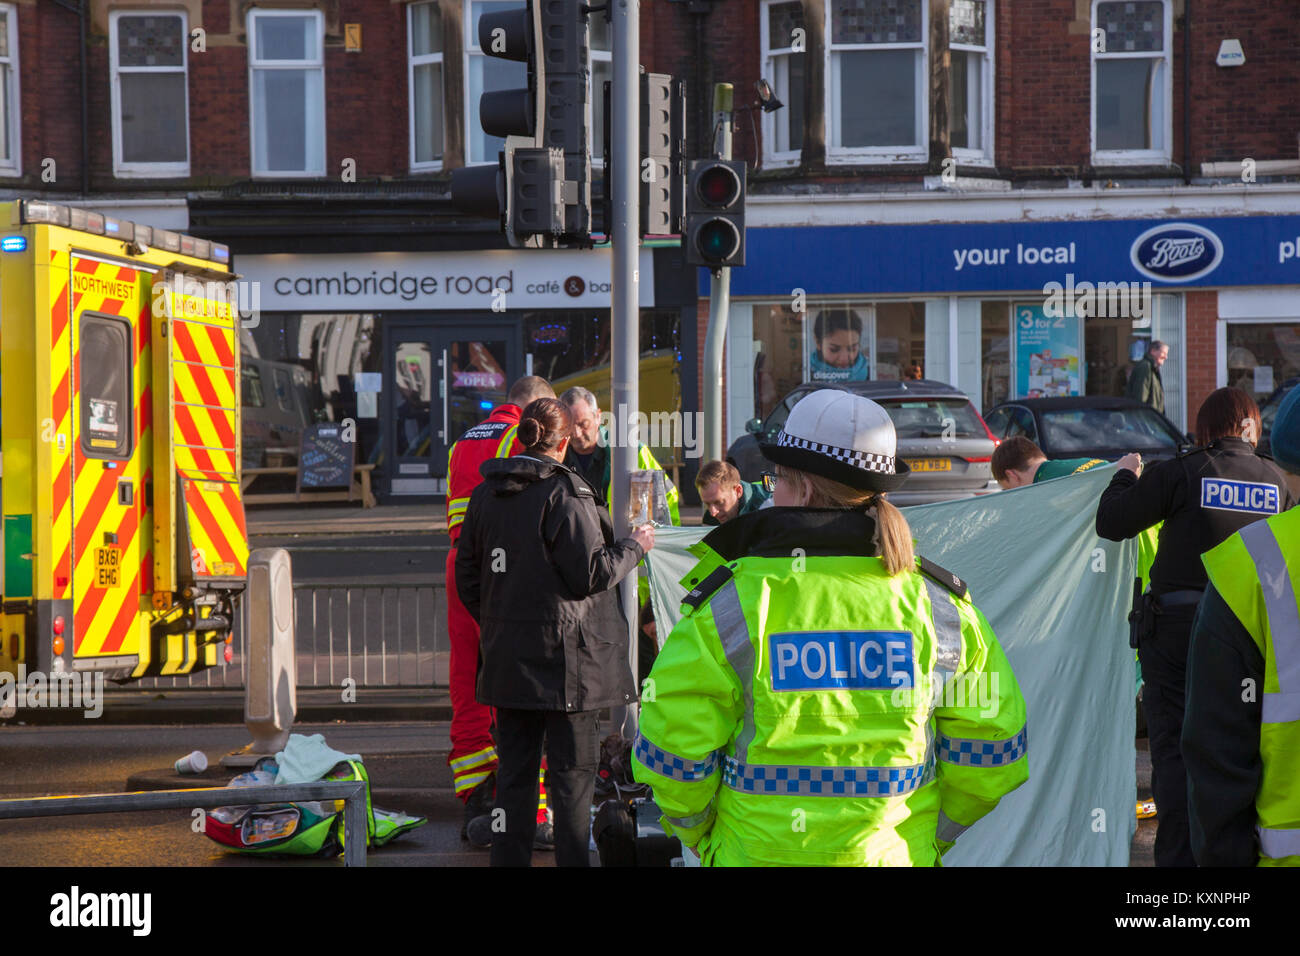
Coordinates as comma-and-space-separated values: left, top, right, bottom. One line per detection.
443, 375, 555, 843
1126, 340, 1169, 415
1096, 386, 1295, 866
1184, 386, 1300, 866
632, 389, 1029, 865
455, 398, 654, 866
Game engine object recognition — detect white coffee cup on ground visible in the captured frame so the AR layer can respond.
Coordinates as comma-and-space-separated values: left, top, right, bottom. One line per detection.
175, 750, 208, 774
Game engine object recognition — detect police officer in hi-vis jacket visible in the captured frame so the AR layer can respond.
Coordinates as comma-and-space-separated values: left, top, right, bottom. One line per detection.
1096, 386, 1295, 867
632, 389, 1029, 866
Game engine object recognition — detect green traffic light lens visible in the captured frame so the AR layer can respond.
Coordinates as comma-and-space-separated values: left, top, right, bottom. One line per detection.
697, 218, 740, 262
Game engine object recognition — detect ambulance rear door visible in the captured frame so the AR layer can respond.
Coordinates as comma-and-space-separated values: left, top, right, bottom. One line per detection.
67, 253, 152, 675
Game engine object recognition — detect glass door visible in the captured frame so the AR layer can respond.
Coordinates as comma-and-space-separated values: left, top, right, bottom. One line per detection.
385, 320, 519, 497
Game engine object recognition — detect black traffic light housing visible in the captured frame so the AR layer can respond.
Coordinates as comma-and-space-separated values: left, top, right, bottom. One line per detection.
684, 158, 746, 269
450, 0, 592, 248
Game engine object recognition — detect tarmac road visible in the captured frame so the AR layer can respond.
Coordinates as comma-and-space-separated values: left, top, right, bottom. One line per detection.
0, 721, 531, 867
0, 715, 1155, 867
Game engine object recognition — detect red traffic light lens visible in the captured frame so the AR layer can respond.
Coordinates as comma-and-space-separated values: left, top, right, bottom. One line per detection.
696, 166, 740, 207
696, 218, 741, 263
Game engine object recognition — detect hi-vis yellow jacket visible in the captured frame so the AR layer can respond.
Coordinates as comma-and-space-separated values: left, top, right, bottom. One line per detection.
632, 511, 1028, 866
1200, 507, 1300, 866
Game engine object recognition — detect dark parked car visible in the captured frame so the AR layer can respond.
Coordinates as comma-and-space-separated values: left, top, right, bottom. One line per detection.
982, 396, 1192, 465
727, 380, 999, 506
1258, 376, 1298, 459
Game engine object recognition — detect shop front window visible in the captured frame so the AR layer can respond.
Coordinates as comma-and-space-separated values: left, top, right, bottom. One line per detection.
241, 314, 382, 471
874, 302, 926, 381
980, 301, 1010, 413
1226, 322, 1300, 397
752, 305, 805, 421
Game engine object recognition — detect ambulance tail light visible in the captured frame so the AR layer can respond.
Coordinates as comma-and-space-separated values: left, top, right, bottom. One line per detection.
18, 200, 72, 227
52, 616, 65, 637
52, 615, 66, 656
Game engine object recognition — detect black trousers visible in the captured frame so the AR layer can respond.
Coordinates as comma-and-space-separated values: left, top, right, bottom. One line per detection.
491, 708, 599, 867
1138, 604, 1198, 868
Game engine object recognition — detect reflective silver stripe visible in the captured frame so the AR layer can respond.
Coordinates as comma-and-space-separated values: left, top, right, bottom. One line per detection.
936, 810, 970, 843
1240, 520, 1300, 723
923, 577, 963, 693
712, 579, 757, 762
633, 734, 719, 781
666, 799, 715, 830
1262, 691, 1300, 724
722, 755, 931, 797
1257, 825, 1300, 859
938, 726, 1028, 767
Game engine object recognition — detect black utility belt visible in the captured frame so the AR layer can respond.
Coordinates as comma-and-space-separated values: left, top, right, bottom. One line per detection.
1153, 589, 1205, 609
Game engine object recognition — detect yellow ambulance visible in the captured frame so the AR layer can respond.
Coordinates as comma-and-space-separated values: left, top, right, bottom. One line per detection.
1, 199, 249, 682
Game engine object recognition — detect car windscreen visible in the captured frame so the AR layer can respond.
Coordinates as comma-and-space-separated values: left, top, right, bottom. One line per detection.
1039, 407, 1181, 454
879, 399, 987, 439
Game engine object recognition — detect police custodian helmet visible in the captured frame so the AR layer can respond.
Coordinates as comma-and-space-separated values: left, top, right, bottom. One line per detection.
760, 388, 911, 493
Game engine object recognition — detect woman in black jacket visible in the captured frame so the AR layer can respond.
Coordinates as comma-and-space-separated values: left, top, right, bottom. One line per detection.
455, 397, 655, 867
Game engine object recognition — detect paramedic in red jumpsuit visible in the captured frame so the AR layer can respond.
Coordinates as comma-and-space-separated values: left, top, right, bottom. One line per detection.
445, 376, 555, 838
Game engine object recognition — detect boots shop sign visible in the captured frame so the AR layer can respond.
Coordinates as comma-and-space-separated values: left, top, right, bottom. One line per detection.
238, 249, 655, 311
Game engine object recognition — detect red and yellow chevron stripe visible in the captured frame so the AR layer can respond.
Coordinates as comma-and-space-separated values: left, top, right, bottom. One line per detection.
49, 248, 75, 600
68, 256, 148, 660
171, 316, 238, 479
180, 475, 249, 580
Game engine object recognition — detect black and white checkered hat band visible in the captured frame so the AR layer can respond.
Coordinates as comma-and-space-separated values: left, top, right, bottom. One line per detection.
775, 429, 896, 475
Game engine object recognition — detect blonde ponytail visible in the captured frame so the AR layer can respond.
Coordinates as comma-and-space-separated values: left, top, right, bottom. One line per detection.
776, 465, 916, 575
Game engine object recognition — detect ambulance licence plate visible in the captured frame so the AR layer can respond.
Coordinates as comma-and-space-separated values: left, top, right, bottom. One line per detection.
906, 459, 952, 472
95, 547, 120, 588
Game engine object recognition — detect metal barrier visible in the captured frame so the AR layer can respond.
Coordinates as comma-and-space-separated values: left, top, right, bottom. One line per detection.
137, 583, 444, 691
0, 782, 369, 866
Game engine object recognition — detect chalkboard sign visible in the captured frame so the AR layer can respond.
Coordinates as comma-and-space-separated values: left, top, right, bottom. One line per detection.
297, 423, 356, 493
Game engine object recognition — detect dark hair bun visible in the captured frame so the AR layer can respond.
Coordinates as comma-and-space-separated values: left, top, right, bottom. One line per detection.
518, 397, 574, 451
518, 417, 544, 448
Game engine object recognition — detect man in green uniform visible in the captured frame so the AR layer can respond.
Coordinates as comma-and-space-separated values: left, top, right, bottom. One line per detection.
991, 435, 1106, 490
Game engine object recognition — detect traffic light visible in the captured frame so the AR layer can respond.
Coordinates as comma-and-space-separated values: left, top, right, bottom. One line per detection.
601, 74, 684, 239
449, 0, 592, 248
684, 159, 746, 268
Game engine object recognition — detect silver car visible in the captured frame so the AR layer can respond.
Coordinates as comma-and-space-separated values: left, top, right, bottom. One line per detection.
727, 381, 999, 506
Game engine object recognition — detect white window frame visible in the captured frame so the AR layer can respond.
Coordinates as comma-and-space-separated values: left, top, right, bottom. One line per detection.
0, 4, 20, 177
760, 0, 803, 169
949, 0, 994, 166
109, 9, 189, 178
825, 0, 928, 165
248, 8, 326, 178
408, 0, 444, 172
1091, 0, 1172, 167
1216, 317, 1300, 392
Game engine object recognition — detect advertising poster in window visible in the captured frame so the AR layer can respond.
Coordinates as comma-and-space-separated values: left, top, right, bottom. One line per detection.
1014, 303, 1081, 398
805, 307, 870, 384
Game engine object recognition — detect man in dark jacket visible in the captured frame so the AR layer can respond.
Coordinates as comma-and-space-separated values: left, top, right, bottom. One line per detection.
456, 399, 653, 866
1126, 340, 1168, 415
